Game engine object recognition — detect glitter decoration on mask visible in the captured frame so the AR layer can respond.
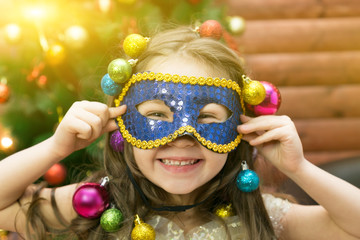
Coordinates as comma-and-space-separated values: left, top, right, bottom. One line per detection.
114, 72, 245, 153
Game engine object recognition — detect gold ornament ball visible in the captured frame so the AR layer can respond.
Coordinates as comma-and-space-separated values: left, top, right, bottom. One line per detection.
227, 16, 246, 35
64, 25, 88, 49
214, 204, 234, 218
4, 23, 22, 44
243, 80, 266, 105
131, 222, 155, 240
46, 43, 66, 66
123, 34, 147, 59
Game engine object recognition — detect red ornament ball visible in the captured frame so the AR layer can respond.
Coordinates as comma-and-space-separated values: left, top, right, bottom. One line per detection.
199, 20, 223, 40
44, 163, 67, 185
0, 83, 10, 103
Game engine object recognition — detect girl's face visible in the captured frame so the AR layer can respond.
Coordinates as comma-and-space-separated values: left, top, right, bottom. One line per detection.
132, 56, 230, 195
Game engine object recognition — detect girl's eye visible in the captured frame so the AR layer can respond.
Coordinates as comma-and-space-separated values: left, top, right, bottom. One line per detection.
197, 103, 232, 124
146, 112, 167, 119
136, 100, 174, 122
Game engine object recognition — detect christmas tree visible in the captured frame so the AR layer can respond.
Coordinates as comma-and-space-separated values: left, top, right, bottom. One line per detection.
0, 0, 243, 186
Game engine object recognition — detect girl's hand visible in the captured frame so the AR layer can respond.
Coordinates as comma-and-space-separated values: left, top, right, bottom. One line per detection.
50, 101, 126, 158
237, 115, 305, 175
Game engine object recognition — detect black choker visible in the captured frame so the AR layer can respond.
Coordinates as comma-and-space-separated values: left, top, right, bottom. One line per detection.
126, 166, 213, 212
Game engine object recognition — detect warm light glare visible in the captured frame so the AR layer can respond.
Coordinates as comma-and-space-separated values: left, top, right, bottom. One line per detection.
4, 24, 22, 42
99, 0, 111, 13
1, 137, 13, 149
24, 5, 47, 20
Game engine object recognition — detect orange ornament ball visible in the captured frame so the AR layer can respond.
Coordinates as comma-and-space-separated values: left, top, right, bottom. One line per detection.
44, 163, 67, 185
0, 83, 10, 103
199, 20, 223, 40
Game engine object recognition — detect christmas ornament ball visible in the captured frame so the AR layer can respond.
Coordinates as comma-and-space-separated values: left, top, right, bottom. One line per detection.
100, 208, 124, 232
199, 20, 223, 40
101, 74, 122, 96
236, 169, 260, 192
131, 215, 155, 240
131, 223, 156, 240
44, 163, 67, 185
214, 204, 234, 218
110, 130, 124, 152
247, 81, 281, 116
108, 58, 132, 84
123, 34, 147, 59
242, 80, 266, 105
73, 183, 109, 219
0, 83, 10, 103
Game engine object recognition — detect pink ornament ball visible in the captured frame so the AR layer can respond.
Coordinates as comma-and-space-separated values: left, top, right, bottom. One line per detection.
247, 81, 281, 116
72, 183, 109, 219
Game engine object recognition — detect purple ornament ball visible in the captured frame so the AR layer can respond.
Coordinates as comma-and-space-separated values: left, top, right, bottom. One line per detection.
110, 130, 124, 152
247, 81, 281, 116
72, 183, 109, 219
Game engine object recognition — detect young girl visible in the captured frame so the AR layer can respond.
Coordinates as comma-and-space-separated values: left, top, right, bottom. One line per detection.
0, 25, 360, 240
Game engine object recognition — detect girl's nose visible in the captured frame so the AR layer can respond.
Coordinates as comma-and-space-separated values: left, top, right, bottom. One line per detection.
167, 134, 196, 148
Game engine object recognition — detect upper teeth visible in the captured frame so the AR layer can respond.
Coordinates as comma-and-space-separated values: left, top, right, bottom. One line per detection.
161, 159, 198, 166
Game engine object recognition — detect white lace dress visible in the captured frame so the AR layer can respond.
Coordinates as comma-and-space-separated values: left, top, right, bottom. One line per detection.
145, 194, 292, 240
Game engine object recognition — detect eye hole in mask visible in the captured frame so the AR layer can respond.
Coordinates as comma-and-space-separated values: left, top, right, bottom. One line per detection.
136, 100, 232, 124
197, 103, 232, 124
136, 99, 174, 122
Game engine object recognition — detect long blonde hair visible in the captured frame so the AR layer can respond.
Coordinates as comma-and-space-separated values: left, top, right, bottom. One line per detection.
28, 26, 277, 240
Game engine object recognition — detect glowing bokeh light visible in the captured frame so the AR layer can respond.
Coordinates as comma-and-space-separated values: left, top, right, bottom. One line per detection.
1, 137, 13, 149
4, 24, 22, 43
99, 0, 111, 13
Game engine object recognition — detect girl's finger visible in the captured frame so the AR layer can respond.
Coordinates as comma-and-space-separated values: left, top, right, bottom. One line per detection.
239, 115, 292, 134
241, 132, 259, 144
109, 105, 127, 119
81, 101, 110, 127
74, 109, 103, 140
102, 120, 119, 134
247, 127, 287, 146
71, 118, 93, 140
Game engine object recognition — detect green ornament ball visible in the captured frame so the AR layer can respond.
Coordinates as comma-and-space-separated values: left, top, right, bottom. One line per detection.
108, 58, 132, 83
100, 208, 124, 232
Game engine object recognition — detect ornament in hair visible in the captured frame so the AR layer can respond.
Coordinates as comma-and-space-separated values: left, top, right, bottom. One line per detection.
131, 214, 156, 240
100, 205, 124, 233
247, 81, 281, 116
242, 75, 281, 116
101, 33, 148, 96
214, 203, 234, 218
110, 130, 125, 152
73, 177, 110, 219
236, 161, 260, 192
198, 19, 223, 40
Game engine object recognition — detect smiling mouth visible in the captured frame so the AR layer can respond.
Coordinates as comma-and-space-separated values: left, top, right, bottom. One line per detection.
159, 159, 201, 166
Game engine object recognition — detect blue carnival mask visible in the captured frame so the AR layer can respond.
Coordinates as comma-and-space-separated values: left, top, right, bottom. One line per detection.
114, 72, 245, 153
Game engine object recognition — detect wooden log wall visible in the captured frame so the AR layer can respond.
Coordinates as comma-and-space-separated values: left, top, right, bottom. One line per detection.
226, 0, 360, 166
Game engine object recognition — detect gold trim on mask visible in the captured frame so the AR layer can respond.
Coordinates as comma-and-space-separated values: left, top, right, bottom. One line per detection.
114, 72, 245, 153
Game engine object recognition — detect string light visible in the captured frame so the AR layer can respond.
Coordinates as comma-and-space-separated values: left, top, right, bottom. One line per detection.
1, 136, 13, 149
